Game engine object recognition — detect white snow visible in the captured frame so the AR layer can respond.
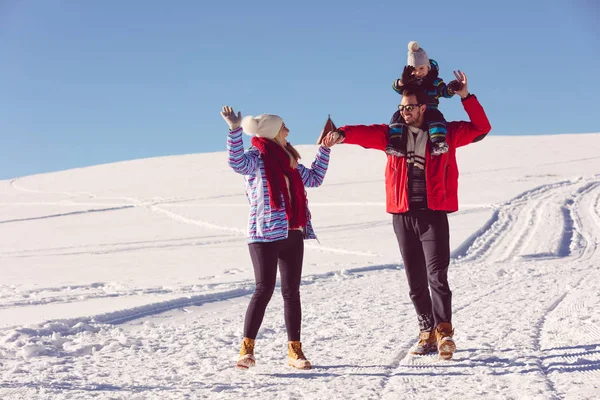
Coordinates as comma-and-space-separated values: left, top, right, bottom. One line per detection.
1, 133, 599, 399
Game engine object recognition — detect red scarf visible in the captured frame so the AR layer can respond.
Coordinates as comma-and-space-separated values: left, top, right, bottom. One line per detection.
251, 137, 307, 229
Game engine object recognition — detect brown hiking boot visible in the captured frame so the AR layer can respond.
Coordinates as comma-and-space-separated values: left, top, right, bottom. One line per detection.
410, 329, 437, 355
235, 337, 256, 369
288, 341, 312, 370
436, 322, 456, 360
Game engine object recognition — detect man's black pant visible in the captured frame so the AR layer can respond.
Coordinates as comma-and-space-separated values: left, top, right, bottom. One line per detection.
244, 230, 304, 341
393, 210, 451, 331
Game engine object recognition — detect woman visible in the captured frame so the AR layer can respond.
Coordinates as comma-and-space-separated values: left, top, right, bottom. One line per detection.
221, 105, 331, 370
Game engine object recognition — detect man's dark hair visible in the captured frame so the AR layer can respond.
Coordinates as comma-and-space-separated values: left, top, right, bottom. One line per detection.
401, 89, 428, 106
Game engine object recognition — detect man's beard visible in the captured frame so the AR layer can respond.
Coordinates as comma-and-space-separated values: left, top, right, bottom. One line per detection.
405, 111, 422, 127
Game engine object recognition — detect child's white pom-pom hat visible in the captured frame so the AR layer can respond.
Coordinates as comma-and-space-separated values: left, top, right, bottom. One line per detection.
241, 114, 283, 140
407, 40, 430, 67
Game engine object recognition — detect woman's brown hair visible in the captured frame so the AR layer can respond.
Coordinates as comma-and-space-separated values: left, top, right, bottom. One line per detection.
285, 142, 301, 161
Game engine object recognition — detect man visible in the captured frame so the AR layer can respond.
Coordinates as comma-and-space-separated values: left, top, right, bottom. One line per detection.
323, 71, 491, 360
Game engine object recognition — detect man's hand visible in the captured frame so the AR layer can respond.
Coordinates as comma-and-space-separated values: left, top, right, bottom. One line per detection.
452, 70, 469, 99
401, 65, 416, 86
220, 105, 242, 130
322, 130, 344, 148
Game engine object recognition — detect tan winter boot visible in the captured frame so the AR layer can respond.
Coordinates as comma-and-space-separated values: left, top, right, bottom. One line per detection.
288, 341, 312, 370
235, 337, 256, 369
410, 329, 438, 355
436, 322, 456, 360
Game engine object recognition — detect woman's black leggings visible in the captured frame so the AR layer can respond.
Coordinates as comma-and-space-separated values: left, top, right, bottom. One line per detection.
244, 230, 304, 341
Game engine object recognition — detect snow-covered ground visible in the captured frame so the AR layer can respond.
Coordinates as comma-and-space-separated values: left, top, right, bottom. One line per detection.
1, 133, 600, 399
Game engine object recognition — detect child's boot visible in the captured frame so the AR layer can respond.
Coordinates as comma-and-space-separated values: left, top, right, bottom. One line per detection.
235, 337, 256, 369
288, 341, 312, 370
386, 134, 406, 157
386, 112, 406, 157
431, 139, 449, 156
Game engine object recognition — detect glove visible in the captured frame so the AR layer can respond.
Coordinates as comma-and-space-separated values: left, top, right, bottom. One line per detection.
221, 106, 242, 130
447, 80, 463, 94
401, 65, 416, 86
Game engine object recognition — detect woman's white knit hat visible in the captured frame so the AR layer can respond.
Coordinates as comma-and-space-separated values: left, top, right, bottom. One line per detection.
241, 114, 283, 139
406, 41, 429, 67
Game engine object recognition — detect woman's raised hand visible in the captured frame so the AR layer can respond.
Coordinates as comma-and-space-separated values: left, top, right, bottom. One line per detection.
221, 105, 242, 130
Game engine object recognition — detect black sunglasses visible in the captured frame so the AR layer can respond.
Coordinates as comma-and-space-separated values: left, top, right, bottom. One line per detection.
398, 104, 421, 112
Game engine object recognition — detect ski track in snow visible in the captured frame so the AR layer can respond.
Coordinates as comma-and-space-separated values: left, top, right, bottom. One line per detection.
2, 175, 600, 399
4, 179, 377, 259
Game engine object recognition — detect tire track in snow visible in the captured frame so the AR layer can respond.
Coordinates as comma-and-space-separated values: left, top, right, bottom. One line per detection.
555, 180, 600, 262
6, 236, 244, 259
378, 178, 600, 399
376, 275, 529, 398
533, 290, 572, 399
463, 181, 569, 263
380, 274, 576, 400
0, 233, 242, 259
376, 270, 524, 399
0, 259, 392, 311
148, 203, 378, 256
534, 183, 600, 394
0, 281, 224, 310
0, 263, 402, 339
377, 180, 584, 397
146, 204, 246, 235
0, 206, 133, 224
9, 179, 94, 198
535, 279, 600, 392
454, 179, 597, 265
449, 180, 563, 263
9, 179, 376, 258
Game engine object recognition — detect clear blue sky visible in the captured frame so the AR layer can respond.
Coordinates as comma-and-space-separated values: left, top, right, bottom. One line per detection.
1, 0, 599, 179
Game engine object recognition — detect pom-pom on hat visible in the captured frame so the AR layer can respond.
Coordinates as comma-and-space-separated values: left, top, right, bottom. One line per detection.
407, 41, 430, 67
241, 114, 284, 140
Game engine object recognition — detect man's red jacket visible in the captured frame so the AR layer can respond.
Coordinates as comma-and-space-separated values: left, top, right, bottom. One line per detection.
340, 95, 492, 213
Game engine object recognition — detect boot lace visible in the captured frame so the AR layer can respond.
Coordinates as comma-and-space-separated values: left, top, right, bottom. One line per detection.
289, 342, 306, 360
240, 339, 254, 356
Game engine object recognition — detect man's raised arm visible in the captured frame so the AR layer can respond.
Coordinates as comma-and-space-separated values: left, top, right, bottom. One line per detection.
447, 70, 492, 147
323, 124, 389, 152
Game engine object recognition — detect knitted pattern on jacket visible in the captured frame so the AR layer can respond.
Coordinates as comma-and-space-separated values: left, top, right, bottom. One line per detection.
227, 127, 330, 243
250, 137, 307, 229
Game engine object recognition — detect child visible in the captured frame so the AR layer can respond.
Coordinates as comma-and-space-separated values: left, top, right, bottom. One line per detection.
386, 41, 461, 157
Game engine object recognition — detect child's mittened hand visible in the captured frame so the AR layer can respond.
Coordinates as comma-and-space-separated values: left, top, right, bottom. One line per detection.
447, 80, 463, 93
452, 70, 469, 98
401, 66, 416, 85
